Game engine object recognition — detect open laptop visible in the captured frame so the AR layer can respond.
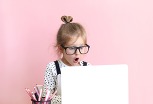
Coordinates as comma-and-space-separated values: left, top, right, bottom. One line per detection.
61, 64, 128, 104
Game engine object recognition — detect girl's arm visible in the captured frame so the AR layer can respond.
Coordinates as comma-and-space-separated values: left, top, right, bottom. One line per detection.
43, 62, 57, 97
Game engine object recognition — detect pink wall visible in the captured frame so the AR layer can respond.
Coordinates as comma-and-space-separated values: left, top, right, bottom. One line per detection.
0, 0, 153, 104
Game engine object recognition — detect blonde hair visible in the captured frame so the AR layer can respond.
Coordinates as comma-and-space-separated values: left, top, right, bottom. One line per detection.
55, 16, 87, 47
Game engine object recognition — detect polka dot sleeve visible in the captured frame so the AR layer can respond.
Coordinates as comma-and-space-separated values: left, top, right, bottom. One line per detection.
51, 95, 61, 104
43, 62, 61, 104
43, 62, 57, 97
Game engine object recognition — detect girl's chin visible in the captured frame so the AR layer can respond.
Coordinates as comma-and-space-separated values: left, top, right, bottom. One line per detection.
72, 62, 80, 66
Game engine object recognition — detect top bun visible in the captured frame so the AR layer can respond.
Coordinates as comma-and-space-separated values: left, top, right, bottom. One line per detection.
61, 16, 73, 24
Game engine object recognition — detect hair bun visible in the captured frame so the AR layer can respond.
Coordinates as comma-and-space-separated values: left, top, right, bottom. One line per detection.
61, 16, 73, 24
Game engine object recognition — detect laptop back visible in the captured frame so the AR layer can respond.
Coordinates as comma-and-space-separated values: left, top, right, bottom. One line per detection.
61, 64, 128, 104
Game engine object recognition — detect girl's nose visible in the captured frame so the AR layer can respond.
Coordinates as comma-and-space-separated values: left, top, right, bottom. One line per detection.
75, 49, 80, 55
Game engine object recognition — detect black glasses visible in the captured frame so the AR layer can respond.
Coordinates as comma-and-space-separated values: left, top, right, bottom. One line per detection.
61, 44, 90, 55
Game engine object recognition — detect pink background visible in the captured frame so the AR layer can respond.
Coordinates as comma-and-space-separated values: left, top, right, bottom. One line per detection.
0, 0, 153, 104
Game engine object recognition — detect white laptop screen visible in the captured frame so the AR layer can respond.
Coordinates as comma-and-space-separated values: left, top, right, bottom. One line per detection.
61, 64, 128, 104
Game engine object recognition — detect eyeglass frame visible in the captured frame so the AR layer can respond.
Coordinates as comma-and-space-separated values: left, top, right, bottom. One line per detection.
61, 44, 90, 55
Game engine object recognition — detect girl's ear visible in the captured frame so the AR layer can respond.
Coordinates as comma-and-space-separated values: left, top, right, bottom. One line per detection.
57, 45, 64, 58
58, 45, 63, 53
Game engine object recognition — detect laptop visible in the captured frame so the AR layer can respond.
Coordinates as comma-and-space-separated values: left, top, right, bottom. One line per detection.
61, 64, 128, 104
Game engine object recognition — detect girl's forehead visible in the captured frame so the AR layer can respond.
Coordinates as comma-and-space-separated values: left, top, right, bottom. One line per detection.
66, 36, 85, 46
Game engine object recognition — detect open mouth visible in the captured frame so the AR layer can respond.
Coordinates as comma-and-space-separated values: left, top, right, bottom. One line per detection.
74, 58, 79, 62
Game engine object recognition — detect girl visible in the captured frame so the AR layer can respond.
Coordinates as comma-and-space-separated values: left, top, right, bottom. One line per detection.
43, 15, 90, 104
